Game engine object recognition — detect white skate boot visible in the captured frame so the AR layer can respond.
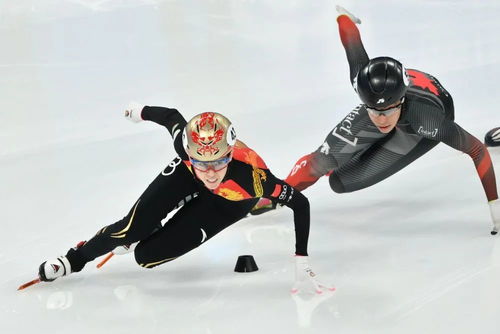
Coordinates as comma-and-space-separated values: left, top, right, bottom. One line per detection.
336, 5, 362, 24
38, 256, 72, 282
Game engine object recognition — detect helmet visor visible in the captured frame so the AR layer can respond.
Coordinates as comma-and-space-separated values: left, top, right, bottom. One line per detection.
366, 98, 404, 117
189, 154, 232, 172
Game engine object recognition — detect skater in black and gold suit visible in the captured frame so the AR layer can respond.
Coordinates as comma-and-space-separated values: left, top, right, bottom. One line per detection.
35, 105, 333, 293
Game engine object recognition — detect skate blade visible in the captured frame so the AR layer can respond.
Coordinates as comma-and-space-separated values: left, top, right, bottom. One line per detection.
96, 252, 114, 269
17, 278, 41, 291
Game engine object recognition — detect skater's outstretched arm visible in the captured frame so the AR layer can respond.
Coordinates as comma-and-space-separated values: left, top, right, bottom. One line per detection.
262, 172, 310, 256
406, 103, 499, 233
141, 106, 187, 135
439, 120, 497, 202
433, 119, 499, 233
125, 103, 188, 160
407, 104, 497, 203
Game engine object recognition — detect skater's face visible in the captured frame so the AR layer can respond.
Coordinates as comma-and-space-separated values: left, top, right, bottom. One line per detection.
190, 152, 232, 190
367, 100, 403, 133
194, 165, 229, 190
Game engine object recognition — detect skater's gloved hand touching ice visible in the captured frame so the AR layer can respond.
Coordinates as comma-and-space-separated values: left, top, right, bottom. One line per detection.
489, 200, 500, 235
124, 102, 145, 123
292, 256, 335, 294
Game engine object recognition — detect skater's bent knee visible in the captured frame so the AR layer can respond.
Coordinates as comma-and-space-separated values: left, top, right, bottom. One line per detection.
133, 243, 173, 269
329, 173, 346, 194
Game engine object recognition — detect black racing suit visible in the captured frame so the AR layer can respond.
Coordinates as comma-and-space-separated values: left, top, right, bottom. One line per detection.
284, 14, 497, 203
66, 107, 310, 272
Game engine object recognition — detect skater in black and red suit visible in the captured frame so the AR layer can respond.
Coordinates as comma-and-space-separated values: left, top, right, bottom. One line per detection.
31, 105, 333, 294
252, 6, 499, 234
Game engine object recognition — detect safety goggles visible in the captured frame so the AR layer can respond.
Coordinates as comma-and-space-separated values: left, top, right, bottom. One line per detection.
189, 154, 232, 172
366, 98, 405, 117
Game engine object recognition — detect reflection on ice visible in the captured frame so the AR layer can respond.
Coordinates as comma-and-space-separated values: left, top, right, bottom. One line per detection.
292, 289, 338, 328
46, 290, 73, 310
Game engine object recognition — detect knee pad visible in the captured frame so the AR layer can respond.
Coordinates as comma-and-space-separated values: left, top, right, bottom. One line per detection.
329, 172, 346, 194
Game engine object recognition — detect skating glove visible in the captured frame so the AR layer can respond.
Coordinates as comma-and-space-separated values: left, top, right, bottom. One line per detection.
124, 102, 145, 123
292, 255, 335, 294
489, 200, 500, 235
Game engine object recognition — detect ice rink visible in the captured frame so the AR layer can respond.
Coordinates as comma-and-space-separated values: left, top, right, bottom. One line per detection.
2, 1, 500, 333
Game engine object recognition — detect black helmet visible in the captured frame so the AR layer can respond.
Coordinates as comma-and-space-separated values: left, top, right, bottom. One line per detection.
354, 56, 409, 109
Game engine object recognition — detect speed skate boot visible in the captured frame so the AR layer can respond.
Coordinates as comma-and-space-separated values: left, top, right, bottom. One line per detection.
335, 5, 362, 24
38, 256, 72, 282
38, 241, 86, 282
485, 127, 500, 147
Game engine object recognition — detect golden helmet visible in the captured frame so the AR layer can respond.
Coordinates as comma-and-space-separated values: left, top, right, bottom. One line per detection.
182, 112, 236, 161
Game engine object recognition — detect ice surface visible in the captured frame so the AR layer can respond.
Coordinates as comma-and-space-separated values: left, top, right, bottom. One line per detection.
2, 1, 500, 333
